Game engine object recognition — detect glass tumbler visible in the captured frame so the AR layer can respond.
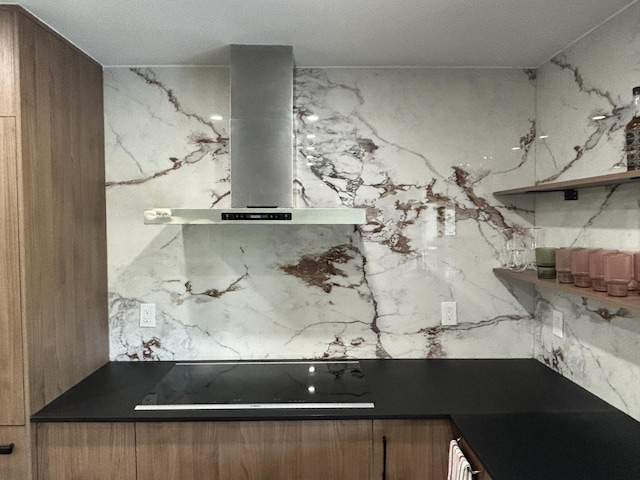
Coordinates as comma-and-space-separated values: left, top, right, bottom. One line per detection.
504, 228, 527, 272
604, 253, 633, 297
502, 228, 526, 271
635, 252, 640, 294
556, 247, 581, 284
535, 247, 556, 279
524, 227, 541, 270
589, 249, 618, 292
571, 248, 600, 288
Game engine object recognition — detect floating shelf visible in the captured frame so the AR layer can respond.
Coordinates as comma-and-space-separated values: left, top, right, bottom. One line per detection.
493, 170, 640, 196
493, 268, 640, 315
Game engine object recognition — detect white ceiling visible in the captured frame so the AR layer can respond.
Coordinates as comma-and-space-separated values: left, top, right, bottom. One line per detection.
8, 0, 637, 67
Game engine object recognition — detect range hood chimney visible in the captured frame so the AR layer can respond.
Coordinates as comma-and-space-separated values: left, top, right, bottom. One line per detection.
144, 45, 366, 225
230, 45, 293, 209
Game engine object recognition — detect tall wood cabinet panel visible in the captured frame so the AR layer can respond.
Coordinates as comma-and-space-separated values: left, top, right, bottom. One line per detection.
0, 6, 108, 478
136, 420, 373, 480
15, 8, 108, 413
0, 11, 16, 115
0, 117, 24, 426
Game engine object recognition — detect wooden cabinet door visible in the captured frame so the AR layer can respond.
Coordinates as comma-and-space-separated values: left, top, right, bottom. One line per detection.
0, 10, 17, 116
0, 426, 28, 480
36, 423, 136, 480
0, 117, 25, 426
137, 420, 372, 480
373, 419, 456, 479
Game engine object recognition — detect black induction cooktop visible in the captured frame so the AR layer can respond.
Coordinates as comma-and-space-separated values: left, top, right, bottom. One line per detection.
135, 361, 375, 410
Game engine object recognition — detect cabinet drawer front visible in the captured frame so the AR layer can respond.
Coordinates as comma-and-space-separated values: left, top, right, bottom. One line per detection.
37, 423, 136, 480
0, 426, 29, 479
137, 420, 372, 480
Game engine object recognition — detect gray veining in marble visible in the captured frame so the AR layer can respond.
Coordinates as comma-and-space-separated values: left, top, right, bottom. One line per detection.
533, 2, 640, 421
104, 1, 640, 422
105, 66, 535, 363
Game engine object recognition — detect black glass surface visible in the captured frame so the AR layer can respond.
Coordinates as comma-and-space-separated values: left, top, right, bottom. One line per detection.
138, 361, 373, 407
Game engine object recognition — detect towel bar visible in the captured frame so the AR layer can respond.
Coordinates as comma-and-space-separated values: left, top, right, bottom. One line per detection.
455, 437, 483, 475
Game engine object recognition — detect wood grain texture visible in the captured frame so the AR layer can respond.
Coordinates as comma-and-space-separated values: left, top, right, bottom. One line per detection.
0, 426, 29, 480
493, 169, 640, 195
136, 420, 373, 480
0, 9, 16, 115
0, 117, 25, 426
494, 268, 640, 315
373, 419, 457, 479
15, 10, 108, 414
36, 423, 136, 480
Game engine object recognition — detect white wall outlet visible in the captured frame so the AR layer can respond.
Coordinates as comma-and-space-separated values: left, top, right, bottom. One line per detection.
552, 309, 564, 338
140, 303, 156, 328
444, 209, 456, 236
441, 301, 457, 326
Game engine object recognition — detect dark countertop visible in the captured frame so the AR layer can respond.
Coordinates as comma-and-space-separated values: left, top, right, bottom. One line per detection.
32, 359, 640, 479
452, 411, 640, 480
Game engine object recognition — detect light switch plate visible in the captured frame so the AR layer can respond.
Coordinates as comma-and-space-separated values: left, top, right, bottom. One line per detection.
444, 209, 456, 236
552, 310, 564, 338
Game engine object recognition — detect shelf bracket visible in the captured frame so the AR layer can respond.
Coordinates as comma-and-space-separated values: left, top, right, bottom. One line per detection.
563, 189, 578, 201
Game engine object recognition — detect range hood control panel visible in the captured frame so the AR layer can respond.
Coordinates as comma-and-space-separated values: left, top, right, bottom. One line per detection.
144, 208, 366, 225
222, 212, 292, 221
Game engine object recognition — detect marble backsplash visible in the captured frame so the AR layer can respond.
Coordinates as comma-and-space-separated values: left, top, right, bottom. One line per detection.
533, 1, 640, 421
105, 1, 640, 421
105, 66, 536, 362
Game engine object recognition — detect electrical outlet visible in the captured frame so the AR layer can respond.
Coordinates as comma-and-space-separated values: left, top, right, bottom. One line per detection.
441, 301, 457, 326
140, 303, 156, 328
552, 310, 564, 338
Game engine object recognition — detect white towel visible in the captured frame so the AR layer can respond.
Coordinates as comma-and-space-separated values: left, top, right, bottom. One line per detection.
447, 439, 474, 480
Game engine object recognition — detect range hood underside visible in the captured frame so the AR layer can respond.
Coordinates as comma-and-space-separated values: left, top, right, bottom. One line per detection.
144, 208, 367, 225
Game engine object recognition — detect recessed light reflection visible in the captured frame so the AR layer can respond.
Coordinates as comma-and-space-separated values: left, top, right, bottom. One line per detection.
306, 114, 319, 122
539, 135, 549, 139
308, 385, 316, 393
592, 115, 607, 120
306, 146, 315, 151
210, 114, 223, 121
308, 366, 316, 373
511, 147, 521, 151
306, 134, 316, 139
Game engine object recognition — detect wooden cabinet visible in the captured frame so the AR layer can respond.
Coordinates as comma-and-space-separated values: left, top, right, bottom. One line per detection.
34, 419, 492, 479
36, 423, 136, 480
373, 419, 492, 480
0, 117, 24, 427
0, 427, 28, 480
0, 6, 108, 478
373, 419, 455, 479
136, 420, 373, 480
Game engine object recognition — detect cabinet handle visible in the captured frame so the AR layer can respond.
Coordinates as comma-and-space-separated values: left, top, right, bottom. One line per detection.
382, 436, 387, 480
0, 443, 14, 455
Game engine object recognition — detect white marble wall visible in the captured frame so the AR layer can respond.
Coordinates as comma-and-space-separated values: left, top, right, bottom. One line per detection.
105, 66, 536, 362
534, 2, 640, 421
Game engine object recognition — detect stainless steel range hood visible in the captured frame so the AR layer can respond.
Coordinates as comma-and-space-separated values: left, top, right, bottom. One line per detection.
144, 45, 366, 225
